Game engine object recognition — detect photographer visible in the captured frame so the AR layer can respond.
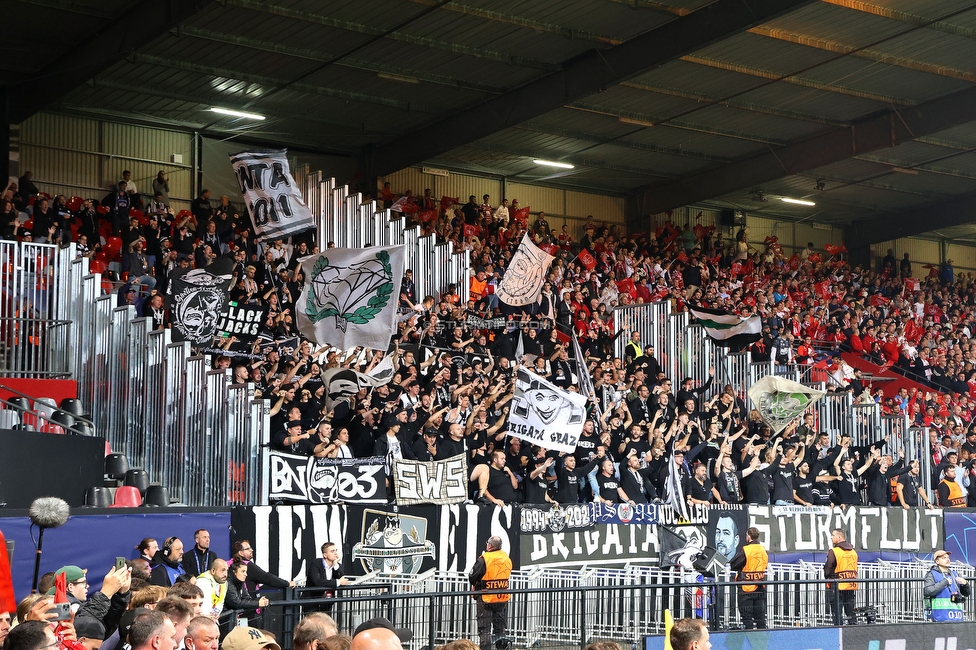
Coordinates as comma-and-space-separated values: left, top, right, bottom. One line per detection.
924, 550, 970, 622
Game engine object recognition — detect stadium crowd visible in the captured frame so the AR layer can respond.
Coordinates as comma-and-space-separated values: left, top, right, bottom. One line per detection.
0, 530, 503, 650
2, 171, 975, 511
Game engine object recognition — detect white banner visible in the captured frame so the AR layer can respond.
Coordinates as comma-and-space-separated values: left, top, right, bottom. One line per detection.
296, 246, 405, 350
747, 375, 826, 435
496, 234, 554, 306
508, 368, 586, 453
229, 149, 315, 239
392, 454, 468, 505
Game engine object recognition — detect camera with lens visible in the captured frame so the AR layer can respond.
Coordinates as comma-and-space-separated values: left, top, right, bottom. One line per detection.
951, 593, 967, 604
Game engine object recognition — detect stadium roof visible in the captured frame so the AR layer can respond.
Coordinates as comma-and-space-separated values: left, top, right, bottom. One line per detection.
7, 0, 976, 244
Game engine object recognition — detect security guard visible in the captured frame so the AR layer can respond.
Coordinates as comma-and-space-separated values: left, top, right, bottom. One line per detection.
729, 527, 768, 629
469, 536, 512, 650
824, 528, 858, 625
625, 331, 643, 363
937, 466, 967, 508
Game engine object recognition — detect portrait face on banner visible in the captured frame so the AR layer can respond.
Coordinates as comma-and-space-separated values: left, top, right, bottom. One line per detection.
707, 506, 748, 559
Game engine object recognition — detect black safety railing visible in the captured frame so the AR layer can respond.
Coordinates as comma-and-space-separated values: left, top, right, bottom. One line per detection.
237, 577, 964, 650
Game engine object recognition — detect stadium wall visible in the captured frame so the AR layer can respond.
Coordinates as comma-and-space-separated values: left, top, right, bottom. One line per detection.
17, 112, 195, 213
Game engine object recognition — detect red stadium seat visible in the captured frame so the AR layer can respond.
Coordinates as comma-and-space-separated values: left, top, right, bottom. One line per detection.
110, 486, 142, 507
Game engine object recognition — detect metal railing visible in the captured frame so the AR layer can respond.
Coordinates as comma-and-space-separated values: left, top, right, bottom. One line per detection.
0, 241, 75, 377
302, 172, 470, 304
253, 563, 975, 650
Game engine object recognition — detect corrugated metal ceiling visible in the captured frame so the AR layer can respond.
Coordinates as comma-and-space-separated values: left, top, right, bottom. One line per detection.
7, 0, 976, 237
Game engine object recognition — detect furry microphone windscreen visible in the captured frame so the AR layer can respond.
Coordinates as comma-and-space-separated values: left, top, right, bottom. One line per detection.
28, 497, 70, 529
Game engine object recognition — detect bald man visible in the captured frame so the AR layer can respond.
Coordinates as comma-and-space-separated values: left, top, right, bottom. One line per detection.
351, 617, 411, 650
195, 558, 228, 620
350, 627, 401, 650
184, 617, 219, 650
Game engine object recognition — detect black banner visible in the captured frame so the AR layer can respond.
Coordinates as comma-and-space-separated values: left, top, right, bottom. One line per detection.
268, 452, 386, 504
232, 503, 521, 583
170, 258, 235, 345
521, 505, 943, 568
216, 302, 264, 342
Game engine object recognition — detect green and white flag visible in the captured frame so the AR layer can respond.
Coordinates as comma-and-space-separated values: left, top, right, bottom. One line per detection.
747, 375, 826, 435
688, 305, 762, 348
296, 246, 405, 350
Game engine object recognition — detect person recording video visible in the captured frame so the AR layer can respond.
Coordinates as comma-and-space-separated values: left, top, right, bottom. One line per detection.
923, 550, 970, 622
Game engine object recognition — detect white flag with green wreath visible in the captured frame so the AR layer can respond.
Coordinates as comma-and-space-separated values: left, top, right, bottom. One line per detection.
296, 246, 405, 350
747, 375, 826, 435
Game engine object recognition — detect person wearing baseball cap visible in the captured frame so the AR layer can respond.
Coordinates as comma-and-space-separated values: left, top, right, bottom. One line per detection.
222, 626, 281, 650
924, 549, 970, 622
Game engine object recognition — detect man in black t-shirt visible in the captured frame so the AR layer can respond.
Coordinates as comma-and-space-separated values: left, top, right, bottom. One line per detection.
595, 458, 628, 503
554, 454, 601, 503
896, 460, 934, 509
687, 463, 713, 505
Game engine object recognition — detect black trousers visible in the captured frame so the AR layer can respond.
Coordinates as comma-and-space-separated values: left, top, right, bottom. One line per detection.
738, 589, 767, 629
476, 599, 508, 650
827, 588, 856, 625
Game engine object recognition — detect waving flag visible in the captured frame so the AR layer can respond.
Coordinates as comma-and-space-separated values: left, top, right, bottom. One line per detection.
389, 196, 419, 213
296, 246, 405, 350
513, 206, 530, 225
688, 305, 761, 348
578, 249, 597, 270
229, 149, 315, 238
747, 375, 826, 435
509, 368, 586, 453
496, 233, 554, 306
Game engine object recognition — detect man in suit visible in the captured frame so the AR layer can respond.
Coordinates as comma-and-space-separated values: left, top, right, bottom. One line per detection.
307, 542, 349, 612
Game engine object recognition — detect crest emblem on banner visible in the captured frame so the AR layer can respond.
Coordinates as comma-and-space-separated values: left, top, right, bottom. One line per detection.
352, 509, 435, 574
297, 246, 404, 350
496, 234, 554, 306
305, 251, 394, 332
171, 262, 234, 345
747, 375, 826, 434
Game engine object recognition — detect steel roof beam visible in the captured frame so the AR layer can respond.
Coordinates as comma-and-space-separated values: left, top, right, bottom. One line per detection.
568, 103, 787, 145
602, 0, 689, 16
847, 193, 976, 247
16, 0, 114, 19
620, 80, 851, 126
176, 26, 503, 94
639, 82, 976, 213
821, 0, 976, 40
750, 26, 976, 83
680, 54, 916, 106
6, 0, 213, 123
402, 0, 624, 45
792, 171, 957, 198
464, 142, 676, 179
218, 0, 559, 72
87, 78, 398, 137
514, 122, 733, 163
366, 0, 817, 177
129, 53, 441, 114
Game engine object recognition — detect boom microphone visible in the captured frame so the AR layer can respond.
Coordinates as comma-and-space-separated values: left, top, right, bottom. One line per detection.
29, 497, 70, 529
28, 497, 70, 593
